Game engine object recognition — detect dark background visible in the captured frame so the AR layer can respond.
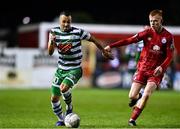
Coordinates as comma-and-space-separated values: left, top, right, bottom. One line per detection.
0, 0, 180, 46
1, 0, 180, 28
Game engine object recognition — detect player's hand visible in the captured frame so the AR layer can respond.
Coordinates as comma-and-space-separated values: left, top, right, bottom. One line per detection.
50, 32, 56, 45
153, 66, 163, 76
102, 48, 114, 60
104, 45, 111, 52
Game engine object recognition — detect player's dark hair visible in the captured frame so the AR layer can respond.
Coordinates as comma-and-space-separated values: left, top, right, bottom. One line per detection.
60, 11, 71, 17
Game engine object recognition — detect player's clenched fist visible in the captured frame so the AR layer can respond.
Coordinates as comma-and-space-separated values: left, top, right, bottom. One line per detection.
102, 48, 114, 60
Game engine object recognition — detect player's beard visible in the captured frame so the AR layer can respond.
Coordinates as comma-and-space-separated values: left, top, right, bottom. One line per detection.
63, 26, 71, 32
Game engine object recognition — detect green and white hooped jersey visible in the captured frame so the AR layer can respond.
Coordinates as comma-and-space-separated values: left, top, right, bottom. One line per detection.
49, 26, 91, 70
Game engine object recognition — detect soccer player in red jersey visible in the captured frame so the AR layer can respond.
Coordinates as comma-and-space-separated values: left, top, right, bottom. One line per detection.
104, 9, 174, 126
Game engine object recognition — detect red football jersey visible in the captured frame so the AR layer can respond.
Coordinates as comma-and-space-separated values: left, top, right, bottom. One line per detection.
109, 27, 174, 73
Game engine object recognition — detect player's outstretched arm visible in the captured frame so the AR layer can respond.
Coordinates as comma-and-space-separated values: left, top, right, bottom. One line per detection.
89, 35, 114, 60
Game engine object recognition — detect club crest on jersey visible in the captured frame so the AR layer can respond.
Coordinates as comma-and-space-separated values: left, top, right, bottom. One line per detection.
161, 37, 167, 44
153, 45, 160, 51
147, 37, 152, 41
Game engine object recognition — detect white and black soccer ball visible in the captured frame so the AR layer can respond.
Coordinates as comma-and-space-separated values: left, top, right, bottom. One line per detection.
64, 113, 80, 128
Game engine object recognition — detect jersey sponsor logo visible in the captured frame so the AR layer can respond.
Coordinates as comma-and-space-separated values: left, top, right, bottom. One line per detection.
58, 43, 72, 53
161, 37, 167, 44
153, 45, 160, 51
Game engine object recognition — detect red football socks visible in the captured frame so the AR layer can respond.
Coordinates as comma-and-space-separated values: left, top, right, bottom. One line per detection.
130, 106, 143, 121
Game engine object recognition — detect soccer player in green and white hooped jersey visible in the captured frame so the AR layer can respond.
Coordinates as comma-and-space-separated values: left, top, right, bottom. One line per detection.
48, 11, 114, 126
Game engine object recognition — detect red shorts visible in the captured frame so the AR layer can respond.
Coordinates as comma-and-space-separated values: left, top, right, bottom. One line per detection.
133, 70, 164, 87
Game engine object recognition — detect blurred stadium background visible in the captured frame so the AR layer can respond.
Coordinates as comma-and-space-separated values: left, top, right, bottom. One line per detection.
1, 23, 180, 90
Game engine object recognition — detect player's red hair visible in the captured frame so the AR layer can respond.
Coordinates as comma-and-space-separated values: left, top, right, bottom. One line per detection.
149, 9, 163, 17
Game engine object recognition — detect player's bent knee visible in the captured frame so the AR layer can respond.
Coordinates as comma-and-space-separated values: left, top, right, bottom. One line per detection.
51, 95, 59, 102
129, 93, 138, 100
60, 84, 70, 93
129, 95, 137, 100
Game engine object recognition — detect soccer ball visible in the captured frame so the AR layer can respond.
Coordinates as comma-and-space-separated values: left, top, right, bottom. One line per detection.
64, 113, 80, 128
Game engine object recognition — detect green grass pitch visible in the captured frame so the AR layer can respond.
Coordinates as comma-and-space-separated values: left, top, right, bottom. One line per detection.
0, 88, 180, 128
